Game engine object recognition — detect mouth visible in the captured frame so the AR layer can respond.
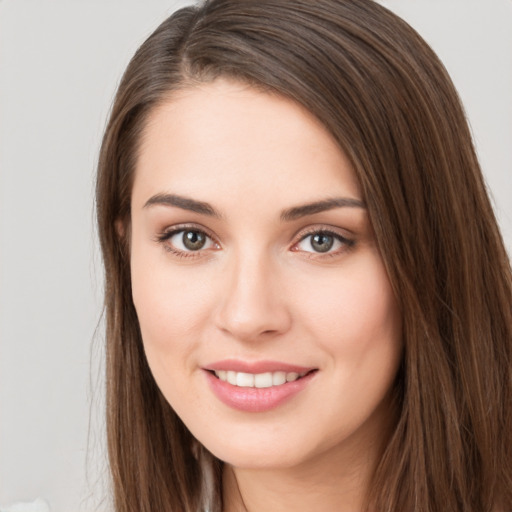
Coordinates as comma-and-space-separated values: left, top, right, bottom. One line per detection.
208, 369, 316, 388
204, 364, 318, 412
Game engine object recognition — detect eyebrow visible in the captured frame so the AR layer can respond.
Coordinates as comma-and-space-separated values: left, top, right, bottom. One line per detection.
143, 193, 365, 221
280, 197, 366, 221
143, 193, 222, 218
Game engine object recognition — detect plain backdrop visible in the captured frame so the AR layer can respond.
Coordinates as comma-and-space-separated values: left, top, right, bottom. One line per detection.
0, 1, 510, 511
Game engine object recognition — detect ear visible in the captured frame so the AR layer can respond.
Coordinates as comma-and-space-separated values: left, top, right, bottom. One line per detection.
115, 218, 125, 238
114, 217, 132, 253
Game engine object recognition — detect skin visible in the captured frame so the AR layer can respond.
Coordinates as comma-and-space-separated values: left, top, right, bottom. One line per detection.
130, 79, 403, 511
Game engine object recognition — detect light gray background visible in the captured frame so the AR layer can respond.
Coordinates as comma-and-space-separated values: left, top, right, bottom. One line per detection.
0, 1, 510, 511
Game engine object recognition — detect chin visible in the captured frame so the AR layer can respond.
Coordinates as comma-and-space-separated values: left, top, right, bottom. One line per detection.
192, 421, 327, 471
210, 443, 308, 470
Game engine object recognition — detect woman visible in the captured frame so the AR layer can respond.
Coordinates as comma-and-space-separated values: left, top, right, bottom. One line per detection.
95, 0, 512, 510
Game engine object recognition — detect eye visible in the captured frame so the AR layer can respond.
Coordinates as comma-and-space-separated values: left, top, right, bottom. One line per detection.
294, 230, 353, 254
158, 228, 218, 254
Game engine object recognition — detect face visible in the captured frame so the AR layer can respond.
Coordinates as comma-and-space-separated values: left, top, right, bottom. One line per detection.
130, 79, 402, 471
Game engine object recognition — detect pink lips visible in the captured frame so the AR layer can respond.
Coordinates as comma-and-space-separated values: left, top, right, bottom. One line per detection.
205, 359, 312, 374
204, 359, 317, 413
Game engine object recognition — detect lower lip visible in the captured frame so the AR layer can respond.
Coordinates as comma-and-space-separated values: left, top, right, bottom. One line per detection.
204, 370, 316, 412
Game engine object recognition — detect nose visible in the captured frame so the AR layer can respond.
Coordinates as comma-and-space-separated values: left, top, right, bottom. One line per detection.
214, 252, 292, 342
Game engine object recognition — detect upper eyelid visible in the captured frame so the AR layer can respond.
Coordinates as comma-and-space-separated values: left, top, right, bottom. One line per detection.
293, 225, 353, 242
159, 223, 217, 241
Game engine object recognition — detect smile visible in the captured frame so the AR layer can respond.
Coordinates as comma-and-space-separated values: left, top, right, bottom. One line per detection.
213, 370, 309, 388
204, 361, 318, 412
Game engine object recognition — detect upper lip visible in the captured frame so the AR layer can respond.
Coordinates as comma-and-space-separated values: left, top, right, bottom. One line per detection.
204, 359, 315, 374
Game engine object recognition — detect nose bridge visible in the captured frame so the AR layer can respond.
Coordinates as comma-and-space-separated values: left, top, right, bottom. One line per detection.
215, 245, 291, 341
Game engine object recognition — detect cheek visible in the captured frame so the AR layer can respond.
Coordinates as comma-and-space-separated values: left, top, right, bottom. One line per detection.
294, 251, 402, 370
288, 254, 402, 444
130, 239, 213, 367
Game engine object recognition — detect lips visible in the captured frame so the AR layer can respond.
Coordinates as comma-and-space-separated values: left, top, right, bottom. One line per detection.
204, 359, 317, 412
205, 359, 313, 374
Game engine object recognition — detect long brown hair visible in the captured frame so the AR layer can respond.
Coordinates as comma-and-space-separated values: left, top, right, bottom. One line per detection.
95, 1, 512, 510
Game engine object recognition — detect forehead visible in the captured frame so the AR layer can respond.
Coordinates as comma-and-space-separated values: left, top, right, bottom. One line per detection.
132, 79, 361, 211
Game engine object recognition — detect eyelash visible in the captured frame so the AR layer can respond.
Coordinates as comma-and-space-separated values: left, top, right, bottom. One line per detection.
292, 228, 355, 258
155, 224, 219, 259
155, 225, 355, 260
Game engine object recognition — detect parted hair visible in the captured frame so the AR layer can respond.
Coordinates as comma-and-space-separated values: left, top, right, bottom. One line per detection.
95, 1, 512, 510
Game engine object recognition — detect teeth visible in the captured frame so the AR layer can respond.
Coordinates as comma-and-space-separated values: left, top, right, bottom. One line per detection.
272, 371, 286, 386
254, 372, 273, 388
214, 370, 307, 388
286, 372, 299, 382
236, 372, 254, 387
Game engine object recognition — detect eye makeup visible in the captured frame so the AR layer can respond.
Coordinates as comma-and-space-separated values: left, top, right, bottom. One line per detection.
154, 222, 356, 261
